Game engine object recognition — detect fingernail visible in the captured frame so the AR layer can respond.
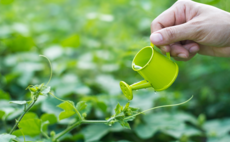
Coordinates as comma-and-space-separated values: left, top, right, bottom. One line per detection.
178, 54, 187, 58
189, 46, 199, 53
150, 33, 163, 43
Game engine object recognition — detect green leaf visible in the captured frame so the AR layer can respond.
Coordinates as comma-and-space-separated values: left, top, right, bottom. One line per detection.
41, 86, 51, 94
123, 106, 139, 121
114, 103, 123, 116
4, 108, 23, 121
61, 34, 80, 48
39, 83, 45, 88
163, 125, 201, 139
204, 118, 230, 137
0, 0, 14, 5
81, 123, 124, 142
15, 118, 42, 137
123, 102, 130, 112
41, 97, 62, 116
124, 115, 135, 122
0, 110, 5, 119
40, 139, 53, 142
5, 34, 34, 52
97, 101, 107, 113
129, 107, 139, 113
20, 112, 38, 121
134, 123, 158, 139
41, 113, 57, 125
116, 112, 125, 118
41, 120, 50, 132
81, 124, 109, 142
29, 87, 37, 92
0, 134, 16, 142
118, 120, 130, 129
106, 102, 139, 128
76, 101, 87, 112
9, 100, 28, 105
198, 114, 206, 126
57, 101, 76, 120
10, 130, 22, 138
0, 90, 11, 100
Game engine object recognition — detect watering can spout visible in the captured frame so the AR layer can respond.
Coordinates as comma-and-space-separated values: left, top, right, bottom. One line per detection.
120, 80, 151, 100
130, 80, 151, 90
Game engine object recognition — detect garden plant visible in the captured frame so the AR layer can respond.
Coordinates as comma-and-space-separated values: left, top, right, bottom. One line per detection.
1, 0, 230, 142
1, 55, 193, 141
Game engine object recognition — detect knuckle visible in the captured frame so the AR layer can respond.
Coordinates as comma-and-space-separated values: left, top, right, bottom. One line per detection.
151, 20, 156, 30
189, 20, 204, 41
151, 20, 160, 32
151, 20, 156, 26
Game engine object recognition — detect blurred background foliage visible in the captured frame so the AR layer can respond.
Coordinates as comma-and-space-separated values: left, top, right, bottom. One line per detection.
0, 0, 230, 142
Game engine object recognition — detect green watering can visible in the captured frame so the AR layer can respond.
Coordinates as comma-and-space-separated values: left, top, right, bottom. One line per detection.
120, 45, 179, 100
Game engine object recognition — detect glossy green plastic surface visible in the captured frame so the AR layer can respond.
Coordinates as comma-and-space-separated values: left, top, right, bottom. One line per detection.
121, 45, 179, 100
120, 81, 133, 100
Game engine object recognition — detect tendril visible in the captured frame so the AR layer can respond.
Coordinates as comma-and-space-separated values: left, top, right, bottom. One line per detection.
124, 95, 193, 121
39, 55, 52, 86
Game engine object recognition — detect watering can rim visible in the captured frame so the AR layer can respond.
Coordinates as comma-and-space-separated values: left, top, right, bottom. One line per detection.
132, 46, 154, 72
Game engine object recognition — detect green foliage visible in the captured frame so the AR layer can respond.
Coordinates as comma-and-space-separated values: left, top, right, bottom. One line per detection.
76, 101, 87, 113
0, 90, 11, 100
28, 83, 51, 99
9, 101, 28, 105
0, 134, 16, 142
106, 102, 140, 129
41, 114, 57, 125
57, 100, 88, 121
1, 0, 230, 141
21, 112, 38, 121
16, 118, 42, 137
61, 34, 80, 48
0, 110, 5, 119
57, 101, 77, 120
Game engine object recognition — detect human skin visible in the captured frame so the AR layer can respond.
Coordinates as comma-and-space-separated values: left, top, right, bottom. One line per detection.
150, 0, 230, 61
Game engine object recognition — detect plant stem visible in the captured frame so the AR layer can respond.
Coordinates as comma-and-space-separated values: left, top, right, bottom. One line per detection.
39, 55, 52, 86
2, 119, 8, 132
124, 95, 193, 121
53, 121, 82, 142
42, 131, 50, 139
82, 120, 107, 123
53, 119, 107, 142
9, 99, 37, 134
52, 96, 193, 141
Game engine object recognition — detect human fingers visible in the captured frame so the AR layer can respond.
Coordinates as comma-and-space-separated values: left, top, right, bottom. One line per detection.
151, 0, 195, 33
150, 22, 197, 47
170, 42, 199, 61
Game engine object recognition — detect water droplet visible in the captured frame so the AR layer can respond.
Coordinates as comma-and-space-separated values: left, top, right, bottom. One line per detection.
109, 124, 112, 126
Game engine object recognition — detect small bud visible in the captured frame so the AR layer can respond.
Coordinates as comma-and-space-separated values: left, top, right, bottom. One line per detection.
82, 113, 87, 118
50, 131, 56, 137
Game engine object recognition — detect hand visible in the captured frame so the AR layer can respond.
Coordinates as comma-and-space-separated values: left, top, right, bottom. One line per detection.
150, 0, 230, 61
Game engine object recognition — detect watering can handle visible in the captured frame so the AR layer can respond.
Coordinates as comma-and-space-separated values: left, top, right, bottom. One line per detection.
166, 52, 171, 60
150, 43, 171, 60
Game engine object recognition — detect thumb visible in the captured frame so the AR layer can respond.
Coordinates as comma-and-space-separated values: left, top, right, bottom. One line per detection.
150, 23, 194, 46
